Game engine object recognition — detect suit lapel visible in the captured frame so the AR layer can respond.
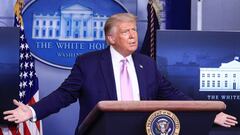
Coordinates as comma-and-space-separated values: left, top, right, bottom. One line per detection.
132, 53, 148, 100
100, 47, 117, 100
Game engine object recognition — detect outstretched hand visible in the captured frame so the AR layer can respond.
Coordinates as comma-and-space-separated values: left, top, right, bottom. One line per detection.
3, 99, 33, 123
214, 112, 238, 128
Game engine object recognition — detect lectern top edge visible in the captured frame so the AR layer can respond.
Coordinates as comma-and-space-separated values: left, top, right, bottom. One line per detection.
96, 100, 226, 112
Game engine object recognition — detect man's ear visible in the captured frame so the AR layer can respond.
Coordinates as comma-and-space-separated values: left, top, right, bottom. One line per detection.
106, 35, 115, 45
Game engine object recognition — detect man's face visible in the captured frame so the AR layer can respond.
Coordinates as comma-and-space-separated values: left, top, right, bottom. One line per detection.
108, 21, 138, 57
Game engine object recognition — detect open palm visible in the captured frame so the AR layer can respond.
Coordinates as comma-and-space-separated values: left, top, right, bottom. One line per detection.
3, 99, 32, 123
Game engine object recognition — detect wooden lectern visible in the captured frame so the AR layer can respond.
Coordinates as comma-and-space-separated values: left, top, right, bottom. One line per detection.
77, 101, 226, 135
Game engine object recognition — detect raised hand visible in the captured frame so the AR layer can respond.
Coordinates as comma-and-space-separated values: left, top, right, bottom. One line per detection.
214, 112, 238, 128
3, 99, 33, 123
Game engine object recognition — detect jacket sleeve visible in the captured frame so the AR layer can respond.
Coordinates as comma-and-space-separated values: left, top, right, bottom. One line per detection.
31, 56, 83, 120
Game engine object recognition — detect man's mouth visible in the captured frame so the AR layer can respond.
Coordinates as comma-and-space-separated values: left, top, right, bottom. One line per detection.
129, 41, 136, 45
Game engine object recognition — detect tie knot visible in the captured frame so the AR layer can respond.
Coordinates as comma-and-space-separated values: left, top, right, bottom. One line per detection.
121, 59, 128, 65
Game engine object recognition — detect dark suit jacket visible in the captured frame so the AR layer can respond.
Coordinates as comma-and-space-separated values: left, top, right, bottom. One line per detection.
32, 47, 190, 132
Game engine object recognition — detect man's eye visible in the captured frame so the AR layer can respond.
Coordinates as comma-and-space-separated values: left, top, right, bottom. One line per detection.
122, 31, 129, 34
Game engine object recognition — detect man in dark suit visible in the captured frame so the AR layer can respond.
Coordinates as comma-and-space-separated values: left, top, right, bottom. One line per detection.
3, 13, 238, 133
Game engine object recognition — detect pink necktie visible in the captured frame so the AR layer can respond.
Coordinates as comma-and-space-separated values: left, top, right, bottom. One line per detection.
120, 59, 133, 101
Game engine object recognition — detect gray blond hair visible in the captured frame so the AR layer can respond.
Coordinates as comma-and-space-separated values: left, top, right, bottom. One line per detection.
104, 13, 137, 36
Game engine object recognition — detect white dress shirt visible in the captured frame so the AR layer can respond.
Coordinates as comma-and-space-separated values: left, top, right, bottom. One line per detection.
110, 46, 140, 101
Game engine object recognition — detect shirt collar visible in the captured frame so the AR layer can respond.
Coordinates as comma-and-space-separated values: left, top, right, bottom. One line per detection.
110, 46, 133, 64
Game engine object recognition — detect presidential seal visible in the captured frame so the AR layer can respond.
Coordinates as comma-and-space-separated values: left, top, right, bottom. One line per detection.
146, 110, 180, 135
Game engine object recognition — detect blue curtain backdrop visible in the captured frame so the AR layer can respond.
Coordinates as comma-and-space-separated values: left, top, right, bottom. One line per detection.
166, 0, 191, 30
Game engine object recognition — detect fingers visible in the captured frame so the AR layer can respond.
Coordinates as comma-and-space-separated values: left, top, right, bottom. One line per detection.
223, 116, 238, 127
4, 114, 15, 120
7, 117, 18, 122
214, 112, 238, 128
3, 112, 21, 123
225, 114, 238, 127
226, 118, 238, 124
224, 121, 236, 126
226, 117, 238, 126
3, 99, 27, 123
13, 99, 24, 107
3, 110, 14, 115
226, 114, 237, 120
3, 110, 17, 122
7, 117, 21, 123
221, 123, 231, 128
3, 99, 21, 115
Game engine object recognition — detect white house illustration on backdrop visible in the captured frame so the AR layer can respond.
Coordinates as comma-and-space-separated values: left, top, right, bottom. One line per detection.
199, 57, 240, 91
32, 4, 108, 41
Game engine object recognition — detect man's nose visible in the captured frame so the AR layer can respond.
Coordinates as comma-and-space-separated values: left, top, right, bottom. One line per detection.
129, 30, 135, 38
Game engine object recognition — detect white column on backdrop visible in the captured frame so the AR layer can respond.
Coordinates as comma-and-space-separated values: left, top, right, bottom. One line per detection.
197, 0, 203, 30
